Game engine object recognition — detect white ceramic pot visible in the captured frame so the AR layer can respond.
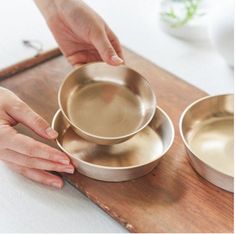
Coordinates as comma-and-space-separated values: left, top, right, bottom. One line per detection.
158, 0, 210, 41
208, 0, 234, 67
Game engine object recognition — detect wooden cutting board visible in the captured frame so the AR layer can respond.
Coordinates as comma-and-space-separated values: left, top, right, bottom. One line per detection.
0, 48, 233, 233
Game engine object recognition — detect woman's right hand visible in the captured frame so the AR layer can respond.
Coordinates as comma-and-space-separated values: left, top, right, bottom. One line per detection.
0, 87, 74, 188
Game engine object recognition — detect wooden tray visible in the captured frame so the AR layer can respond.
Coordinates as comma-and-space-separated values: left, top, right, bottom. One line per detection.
0, 48, 233, 233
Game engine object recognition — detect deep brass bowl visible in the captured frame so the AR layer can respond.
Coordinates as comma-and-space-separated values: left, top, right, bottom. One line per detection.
58, 62, 156, 145
179, 94, 234, 192
52, 106, 174, 182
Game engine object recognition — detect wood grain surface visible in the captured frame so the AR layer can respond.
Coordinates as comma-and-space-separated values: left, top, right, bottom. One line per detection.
0, 48, 61, 79
0, 48, 233, 233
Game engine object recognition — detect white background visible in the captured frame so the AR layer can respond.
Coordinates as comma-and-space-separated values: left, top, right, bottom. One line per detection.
0, 0, 234, 233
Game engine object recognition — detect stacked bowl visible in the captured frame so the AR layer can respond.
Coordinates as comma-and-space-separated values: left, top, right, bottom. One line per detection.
52, 62, 174, 182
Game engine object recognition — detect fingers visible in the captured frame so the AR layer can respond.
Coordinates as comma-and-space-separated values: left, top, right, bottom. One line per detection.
67, 49, 102, 65
6, 162, 64, 189
92, 29, 124, 66
0, 149, 74, 174
107, 27, 124, 60
6, 100, 58, 139
5, 133, 70, 165
0, 88, 72, 189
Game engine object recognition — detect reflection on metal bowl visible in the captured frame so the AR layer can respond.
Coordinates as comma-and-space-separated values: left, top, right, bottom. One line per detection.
52, 106, 174, 182
58, 62, 156, 145
180, 94, 234, 192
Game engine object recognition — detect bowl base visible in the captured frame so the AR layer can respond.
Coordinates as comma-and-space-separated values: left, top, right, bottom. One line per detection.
68, 82, 144, 138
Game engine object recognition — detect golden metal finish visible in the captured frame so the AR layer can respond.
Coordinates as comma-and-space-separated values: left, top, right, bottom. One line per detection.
58, 62, 156, 145
180, 94, 234, 192
52, 107, 174, 182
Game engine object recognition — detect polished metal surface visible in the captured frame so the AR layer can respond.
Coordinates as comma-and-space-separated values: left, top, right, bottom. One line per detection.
179, 94, 234, 192
52, 107, 174, 182
58, 62, 156, 145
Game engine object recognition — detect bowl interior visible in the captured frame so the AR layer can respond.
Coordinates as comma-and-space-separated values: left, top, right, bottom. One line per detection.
59, 62, 156, 139
181, 94, 234, 176
52, 107, 174, 169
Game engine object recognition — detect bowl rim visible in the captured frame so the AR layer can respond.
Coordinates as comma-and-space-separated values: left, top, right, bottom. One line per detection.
58, 62, 157, 142
52, 106, 175, 170
179, 93, 234, 178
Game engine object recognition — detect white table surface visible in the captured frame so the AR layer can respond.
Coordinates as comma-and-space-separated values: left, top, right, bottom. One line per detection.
0, 0, 234, 233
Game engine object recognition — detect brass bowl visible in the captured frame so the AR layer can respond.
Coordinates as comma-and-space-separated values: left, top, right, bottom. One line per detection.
179, 94, 234, 192
52, 106, 174, 182
58, 62, 156, 145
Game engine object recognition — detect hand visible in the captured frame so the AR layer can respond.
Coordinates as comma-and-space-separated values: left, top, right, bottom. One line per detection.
35, 0, 124, 66
0, 88, 74, 188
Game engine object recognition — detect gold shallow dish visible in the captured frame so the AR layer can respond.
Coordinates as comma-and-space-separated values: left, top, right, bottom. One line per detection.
180, 94, 234, 192
52, 107, 174, 182
58, 62, 156, 145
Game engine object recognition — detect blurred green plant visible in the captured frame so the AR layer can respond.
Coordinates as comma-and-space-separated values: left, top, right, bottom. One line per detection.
160, 0, 204, 28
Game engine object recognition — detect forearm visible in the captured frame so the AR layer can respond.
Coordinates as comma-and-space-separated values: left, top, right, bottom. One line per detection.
34, 0, 83, 19
34, 0, 57, 21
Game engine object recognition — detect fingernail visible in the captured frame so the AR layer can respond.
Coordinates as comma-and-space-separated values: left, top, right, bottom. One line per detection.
64, 166, 74, 174
46, 127, 58, 138
58, 158, 70, 165
111, 55, 123, 64
51, 181, 62, 188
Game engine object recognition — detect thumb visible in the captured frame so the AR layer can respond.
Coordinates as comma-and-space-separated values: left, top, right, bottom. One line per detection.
92, 30, 124, 66
6, 100, 58, 140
